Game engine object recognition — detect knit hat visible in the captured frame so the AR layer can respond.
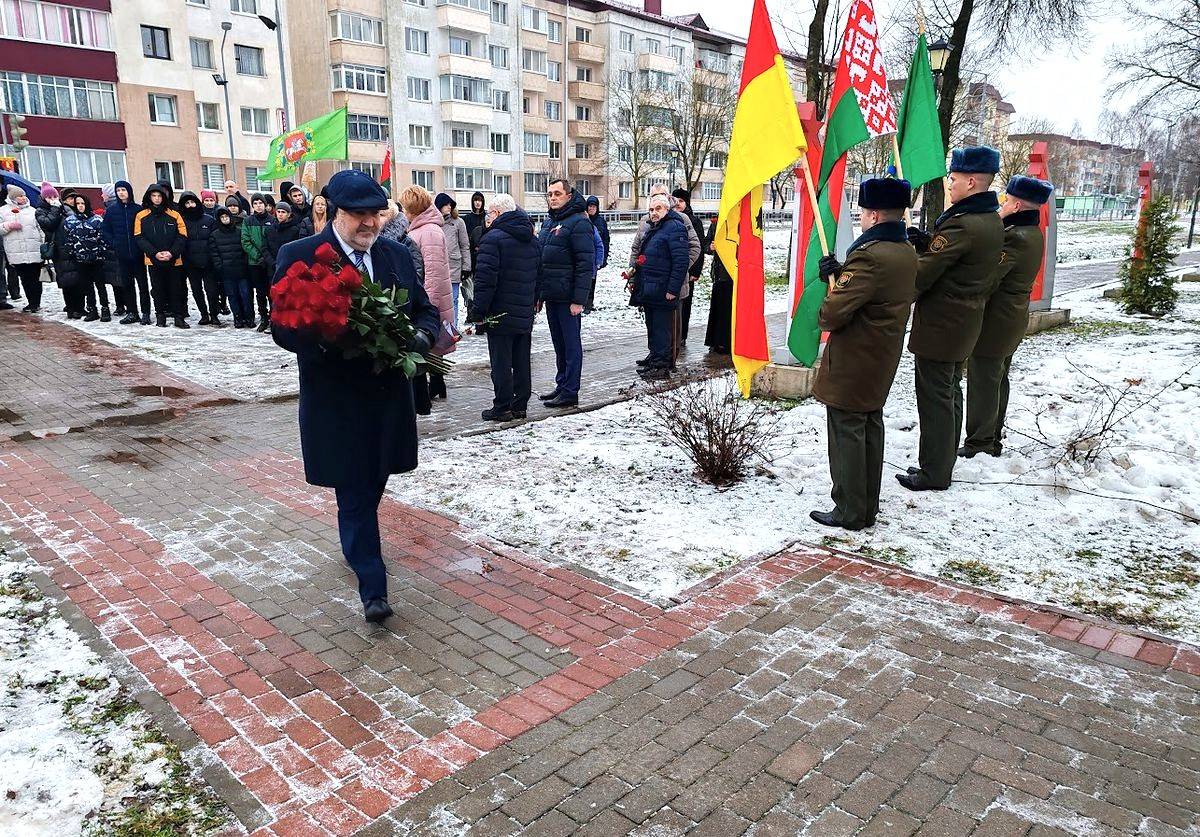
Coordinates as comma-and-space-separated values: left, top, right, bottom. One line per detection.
101, 183, 116, 203
671, 188, 691, 204
6, 184, 25, 202
434, 192, 454, 211
40, 181, 59, 200
200, 189, 218, 201
274, 201, 293, 216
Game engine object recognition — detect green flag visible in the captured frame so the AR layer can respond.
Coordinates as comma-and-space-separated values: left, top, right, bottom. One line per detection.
893, 34, 947, 187
260, 107, 348, 180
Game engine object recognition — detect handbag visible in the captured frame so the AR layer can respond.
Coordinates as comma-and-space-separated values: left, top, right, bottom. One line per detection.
431, 319, 460, 355
40, 241, 53, 261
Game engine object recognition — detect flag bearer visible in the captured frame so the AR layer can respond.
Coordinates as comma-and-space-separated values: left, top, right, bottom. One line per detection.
810, 178, 918, 530
899, 146, 1005, 491
960, 175, 1054, 458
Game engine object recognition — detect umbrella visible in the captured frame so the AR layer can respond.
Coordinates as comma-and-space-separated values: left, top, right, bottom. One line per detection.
1, 171, 40, 207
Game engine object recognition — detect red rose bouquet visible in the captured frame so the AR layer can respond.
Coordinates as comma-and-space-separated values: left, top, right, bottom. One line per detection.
270, 241, 451, 376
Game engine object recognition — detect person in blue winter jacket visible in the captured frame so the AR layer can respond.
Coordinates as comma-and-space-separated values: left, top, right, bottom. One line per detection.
101, 180, 152, 324
630, 194, 689, 380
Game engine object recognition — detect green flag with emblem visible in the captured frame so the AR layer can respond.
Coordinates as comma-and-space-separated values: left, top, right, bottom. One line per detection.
261, 107, 348, 180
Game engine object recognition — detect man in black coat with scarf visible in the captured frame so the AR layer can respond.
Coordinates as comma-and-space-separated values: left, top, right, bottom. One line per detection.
271, 170, 441, 623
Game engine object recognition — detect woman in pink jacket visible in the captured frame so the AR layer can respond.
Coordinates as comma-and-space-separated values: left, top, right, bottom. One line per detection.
399, 185, 454, 411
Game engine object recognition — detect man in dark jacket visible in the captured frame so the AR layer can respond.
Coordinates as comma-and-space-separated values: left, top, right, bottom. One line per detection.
463, 190, 487, 273
810, 179, 917, 530
223, 180, 252, 214
961, 175, 1053, 459
585, 195, 610, 313
633, 195, 689, 380
271, 170, 440, 624
241, 194, 274, 331
133, 184, 189, 328
535, 180, 595, 408
208, 207, 253, 327
102, 180, 151, 324
264, 202, 302, 278
671, 189, 705, 341
177, 192, 221, 326
286, 185, 312, 221
900, 146, 1005, 491
468, 193, 541, 422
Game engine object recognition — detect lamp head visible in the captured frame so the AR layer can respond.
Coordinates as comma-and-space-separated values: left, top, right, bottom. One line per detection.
221, 21, 233, 31
927, 38, 953, 74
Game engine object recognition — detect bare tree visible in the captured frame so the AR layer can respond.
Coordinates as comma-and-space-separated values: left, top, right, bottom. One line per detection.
602, 74, 671, 209
1108, 0, 1200, 113
769, 169, 796, 209
998, 115, 1058, 186
669, 69, 737, 195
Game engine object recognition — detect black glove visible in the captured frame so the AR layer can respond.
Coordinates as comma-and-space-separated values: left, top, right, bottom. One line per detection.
406, 329, 433, 355
818, 255, 843, 283
907, 226, 931, 253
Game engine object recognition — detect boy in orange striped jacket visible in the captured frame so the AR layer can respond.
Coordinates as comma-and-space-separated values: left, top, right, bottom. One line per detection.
133, 183, 189, 328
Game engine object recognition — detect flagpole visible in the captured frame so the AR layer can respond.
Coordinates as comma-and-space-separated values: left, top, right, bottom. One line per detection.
892, 133, 913, 226
798, 156, 830, 256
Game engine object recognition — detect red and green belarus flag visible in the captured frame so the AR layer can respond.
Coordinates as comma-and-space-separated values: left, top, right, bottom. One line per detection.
380, 147, 393, 194
714, 0, 806, 397
787, 0, 896, 367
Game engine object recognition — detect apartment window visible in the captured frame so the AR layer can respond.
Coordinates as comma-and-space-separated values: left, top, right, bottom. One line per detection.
450, 128, 475, 148
407, 77, 431, 101
575, 105, 591, 121
522, 96, 530, 114
520, 5, 546, 33
141, 25, 170, 59
350, 161, 382, 180
547, 20, 561, 43
669, 45, 685, 64
187, 0, 208, 5
640, 104, 672, 128
154, 161, 185, 190
574, 26, 590, 42
19, 147, 126, 186
524, 172, 548, 194
574, 143, 591, 159
619, 181, 631, 199
240, 107, 269, 135
347, 113, 389, 142
230, 0, 258, 12
575, 67, 592, 82
490, 132, 510, 153
202, 164, 226, 190
544, 100, 560, 120
617, 108, 631, 127
196, 102, 220, 130
618, 145, 631, 163
702, 181, 722, 201
148, 93, 178, 125
246, 166, 271, 192
440, 74, 491, 104
329, 11, 384, 45
0, 72, 118, 121
409, 124, 433, 148
640, 69, 670, 91
449, 35, 473, 56
645, 37, 660, 54
189, 37, 214, 69
547, 61, 561, 82
235, 44, 265, 76
640, 176, 669, 196
405, 28, 429, 54
619, 31, 634, 52
447, 167, 489, 190
524, 132, 549, 155
332, 63, 387, 94
490, 1, 508, 24
406, 0, 427, 6
442, 0, 488, 9
549, 140, 561, 158
492, 89, 510, 112
412, 170, 435, 190
577, 179, 591, 195
707, 151, 727, 168
489, 44, 509, 69
618, 70, 633, 90
493, 174, 511, 194
521, 48, 546, 74
0, 2, 112, 49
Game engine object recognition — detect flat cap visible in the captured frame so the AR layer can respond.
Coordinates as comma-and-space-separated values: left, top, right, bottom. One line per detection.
1005, 175, 1054, 205
858, 178, 912, 210
949, 145, 1001, 174
325, 169, 389, 212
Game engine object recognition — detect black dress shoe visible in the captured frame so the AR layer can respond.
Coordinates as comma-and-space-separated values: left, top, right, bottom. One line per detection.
636, 356, 652, 368
906, 466, 921, 475
538, 390, 561, 402
896, 472, 948, 492
543, 394, 578, 409
174, 317, 190, 329
363, 598, 393, 623
957, 446, 981, 459
482, 407, 514, 422
809, 509, 873, 531
198, 315, 212, 326
639, 367, 671, 381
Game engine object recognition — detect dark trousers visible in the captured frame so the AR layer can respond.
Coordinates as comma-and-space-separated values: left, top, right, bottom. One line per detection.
486, 331, 532, 412
223, 275, 253, 323
249, 264, 270, 319
117, 260, 151, 318
645, 305, 675, 369
77, 262, 108, 311
148, 263, 186, 320
680, 279, 695, 341
964, 354, 1013, 456
5, 263, 19, 299
913, 356, 964, 489
412, 373, 431, 415
826, 406, 884, 525
12, 263, 42, 309
334, 481, 388, 603
184, 264, 220, 319
545, 301, 582, 398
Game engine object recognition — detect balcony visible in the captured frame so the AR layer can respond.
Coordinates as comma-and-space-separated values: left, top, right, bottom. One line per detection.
444, 147, 494, 168
568, 41, 606, 63
569, 157, 606, 177
437, 2, 491, 35
523, 115, 550, 134
522, 71, 549, 93
568, 80, 604, 101
438, 53, 491, 77
638, 52, 677, 73
569, 119, 604, 140
440, 100, 493, 125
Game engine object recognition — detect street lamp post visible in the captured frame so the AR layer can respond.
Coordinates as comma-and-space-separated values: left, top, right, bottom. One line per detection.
257, 0, 291, 131
216, 21, 237, 180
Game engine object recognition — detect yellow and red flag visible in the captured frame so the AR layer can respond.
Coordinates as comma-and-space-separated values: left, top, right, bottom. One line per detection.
714, 0, 806, 397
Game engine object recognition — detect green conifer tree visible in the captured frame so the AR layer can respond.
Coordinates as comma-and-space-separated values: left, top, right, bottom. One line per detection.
1119, 195, 1180, 316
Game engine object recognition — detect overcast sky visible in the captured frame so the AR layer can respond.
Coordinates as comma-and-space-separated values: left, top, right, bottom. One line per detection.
663, 0, 1132, 138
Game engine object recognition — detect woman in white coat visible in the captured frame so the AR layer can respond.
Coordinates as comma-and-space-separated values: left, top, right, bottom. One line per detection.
0, 184, 45, 312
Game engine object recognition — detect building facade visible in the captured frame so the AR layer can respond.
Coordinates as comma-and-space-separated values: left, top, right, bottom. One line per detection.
1006, 132, 1144, 196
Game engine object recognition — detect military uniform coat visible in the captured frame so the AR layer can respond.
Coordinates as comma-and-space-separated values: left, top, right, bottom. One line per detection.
813, 222, 918, 413
972, 210, 1045, 359
270, 224, 442, 489
908, 191, 1004, 363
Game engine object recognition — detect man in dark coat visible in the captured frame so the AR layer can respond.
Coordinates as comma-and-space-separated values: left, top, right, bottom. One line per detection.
463, 190, 487, 273
900, 146, 1005, 491
632, 194, 689, 380
703, 216, 733, 355
133, 184, 190, 328
671, 188, 706, 341
271, 170, 440, 624
811, 179, 918, 530
536, 179, 595, 408
584, 195, 610, 313
177, 192, 221, 326
467, 193, 542, 422
102, 180, 152, 324
961, 175, 1053, 459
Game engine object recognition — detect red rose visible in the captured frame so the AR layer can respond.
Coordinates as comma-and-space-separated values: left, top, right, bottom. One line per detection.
314, 242, 339, 266
338, 264, 363, 291
285, 261, 308, 280
319, 274, 341, 297
637, 255, 647, 265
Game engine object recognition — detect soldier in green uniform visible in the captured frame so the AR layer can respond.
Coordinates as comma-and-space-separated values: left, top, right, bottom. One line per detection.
899, 146, 1005, 491
960, 175, 1054, 458
810, 178, 918, 530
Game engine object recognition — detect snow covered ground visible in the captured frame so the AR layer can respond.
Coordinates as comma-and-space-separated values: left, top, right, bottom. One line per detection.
390, 280, 1200, 642
1055, 217, 1193, 265
0, 546, 228, 836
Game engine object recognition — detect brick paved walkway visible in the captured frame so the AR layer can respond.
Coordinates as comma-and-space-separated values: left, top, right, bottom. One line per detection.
1, 311, 1198, 836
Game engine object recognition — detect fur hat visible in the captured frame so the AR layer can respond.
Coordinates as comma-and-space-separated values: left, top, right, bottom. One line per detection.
1005, 175, 1054, 205
40, 182, 59, 200
949, 146, 1001, 174
858, 178, 912, 211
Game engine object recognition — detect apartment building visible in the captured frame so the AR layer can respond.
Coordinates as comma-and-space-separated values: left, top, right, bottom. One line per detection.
109, 0, 291, 196
0, 0, 126, 203
1006, 131, 1144, 196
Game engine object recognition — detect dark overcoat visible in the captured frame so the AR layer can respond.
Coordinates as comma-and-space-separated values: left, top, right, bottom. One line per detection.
469, 208, 541, 334
271, 224, 442, 488
971, 211, 1045, 359
631, 215, 689, 308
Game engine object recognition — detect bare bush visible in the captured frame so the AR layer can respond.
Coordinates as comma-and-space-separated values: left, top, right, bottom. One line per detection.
642, 374, 778, 487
